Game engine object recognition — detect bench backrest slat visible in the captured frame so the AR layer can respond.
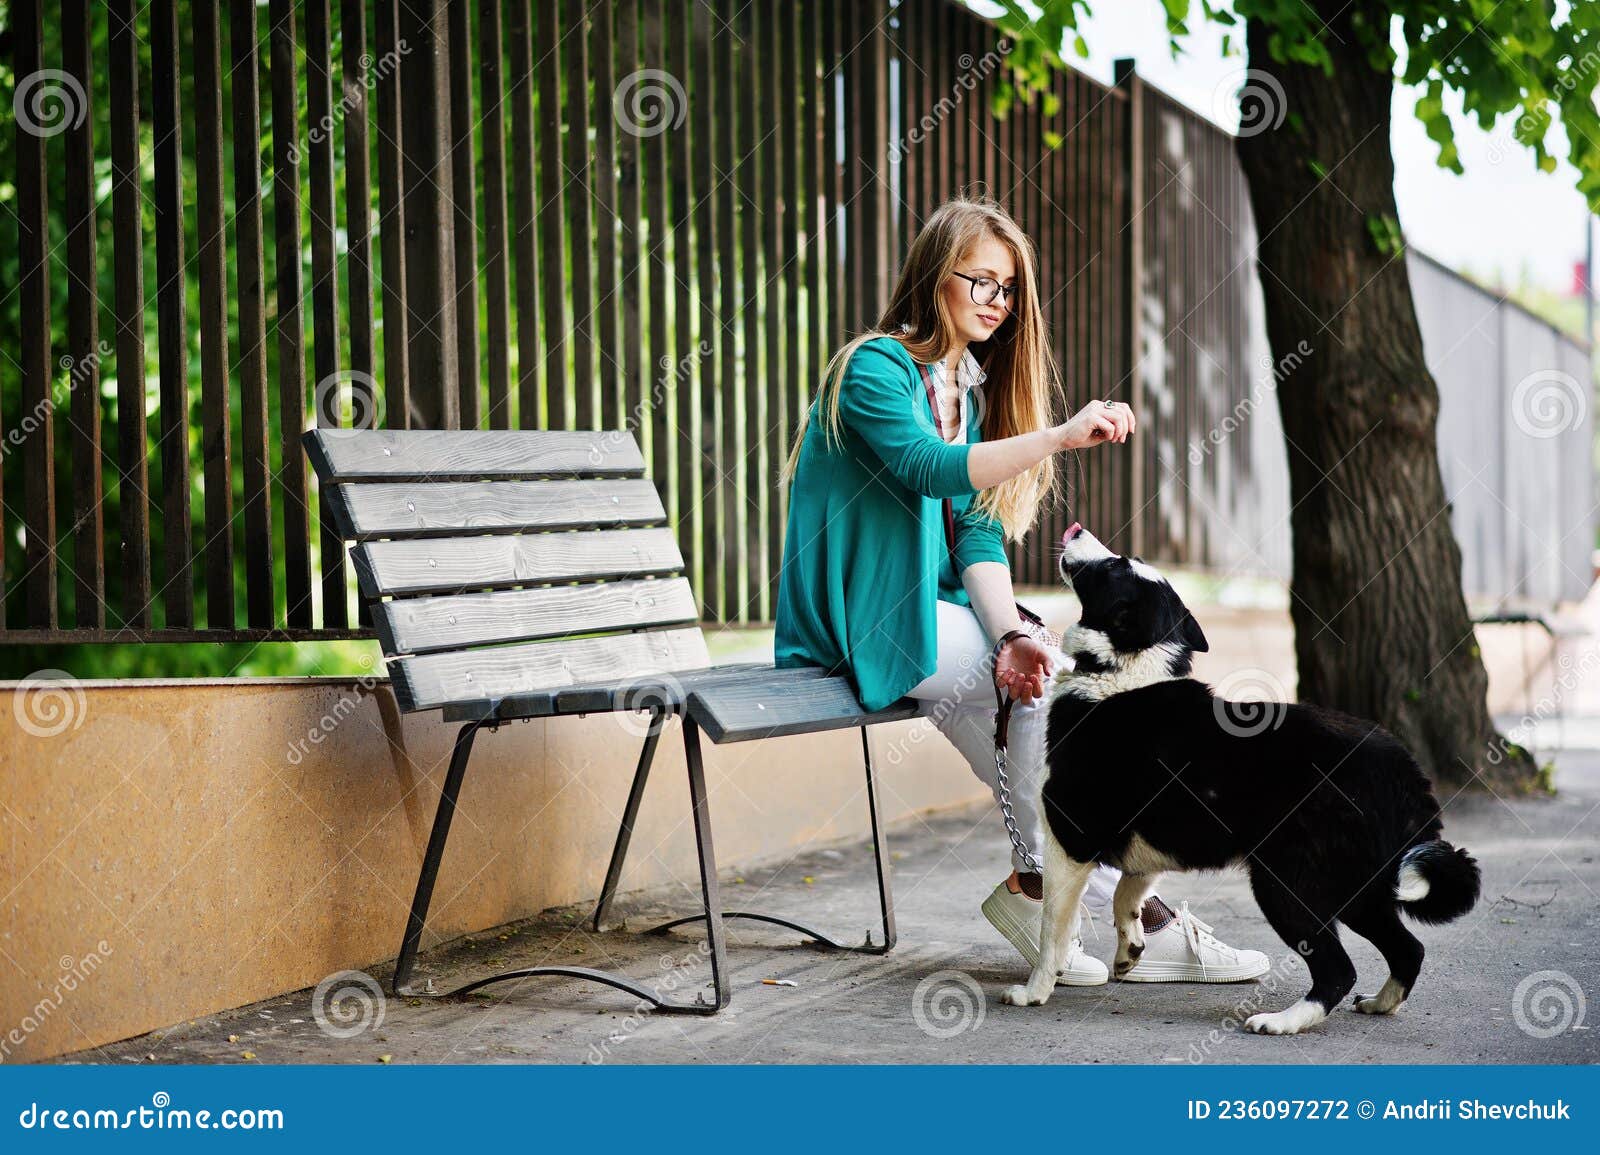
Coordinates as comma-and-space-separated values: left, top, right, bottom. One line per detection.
351, 527, 684, 598
305, 429, 643, 481
390, 627, 713, 713
327, 478, 665, 540
375, 576, 700, 655
304, 427, 711, 718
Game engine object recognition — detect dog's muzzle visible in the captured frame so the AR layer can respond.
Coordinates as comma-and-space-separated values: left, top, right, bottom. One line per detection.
1060, 522, 1114, 577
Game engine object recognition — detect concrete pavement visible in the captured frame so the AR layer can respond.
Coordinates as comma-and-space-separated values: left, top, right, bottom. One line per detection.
65, 747, 1599, 1065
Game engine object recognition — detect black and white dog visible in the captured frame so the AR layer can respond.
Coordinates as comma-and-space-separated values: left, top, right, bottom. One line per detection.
1000, 524, 1481, 1035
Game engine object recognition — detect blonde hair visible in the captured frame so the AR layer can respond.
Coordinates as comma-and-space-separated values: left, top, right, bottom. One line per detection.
778, 192, 1063, 541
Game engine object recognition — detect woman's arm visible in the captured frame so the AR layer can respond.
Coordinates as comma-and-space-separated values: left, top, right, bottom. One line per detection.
961, 560, 1054, 704
964, 400, 1134, 491
962, 559, 1025, 642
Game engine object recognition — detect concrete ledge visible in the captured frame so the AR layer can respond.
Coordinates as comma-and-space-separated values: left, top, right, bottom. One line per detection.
0, 680, 984, 1062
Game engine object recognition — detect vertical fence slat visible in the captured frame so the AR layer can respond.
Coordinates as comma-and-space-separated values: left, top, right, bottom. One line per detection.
1119, 62, 1145, 559
228, 0, 274, 629
151, 0, 193, 628
194, 0, 235, 628
644, 0, 672, 491
1049, 66, 1069, 568
826, 2, 844, 349
374, 0, 411, 428
800, 0, 821, 477
449, 0, 482, 429
270, 0, 312, 627
757, 0, 780, 622
713, 0, 738, 620
63, 0, 104, 629
592, 1, 621, 428
776, 1, 802, 622
567, 0, 597, 429
341, 0, 377, 628
399, 0, 460, 429
690, 0, 719, 618
479, 0, 512, 430
341, 0, 376, 386
667, 0, 694, 595
740, 1, 764, 624
841, 4, 860, 334
896, 9, 914, 259
537, 1, 569, 429
306, 0, 347, 628
508, 0, 539, 428
13, 0, 55, 627
616, 0, 643, 444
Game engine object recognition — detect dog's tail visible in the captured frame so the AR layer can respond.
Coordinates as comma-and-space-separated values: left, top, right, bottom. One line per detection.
1394, 840, 1480, 924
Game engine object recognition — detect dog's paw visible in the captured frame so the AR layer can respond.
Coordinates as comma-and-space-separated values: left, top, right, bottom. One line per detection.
1113, 934, 1144, 978
1352, 979, 1406, 1015
1000, 983, 1050, 1007
1244, 1000, 1326, 1036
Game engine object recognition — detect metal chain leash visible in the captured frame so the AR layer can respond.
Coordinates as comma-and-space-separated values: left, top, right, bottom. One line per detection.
993, 725, 1043, 874
990, 638, 1044, 874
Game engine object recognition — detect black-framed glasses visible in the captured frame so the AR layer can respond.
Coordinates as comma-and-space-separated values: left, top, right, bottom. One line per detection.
951, 270, 1019, 309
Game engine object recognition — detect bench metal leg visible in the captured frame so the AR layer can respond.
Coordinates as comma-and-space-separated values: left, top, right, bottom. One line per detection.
393, 720, 486, 996
391, 717, 724, 1014
643, 725, 897, 956
589, 707, 667, 932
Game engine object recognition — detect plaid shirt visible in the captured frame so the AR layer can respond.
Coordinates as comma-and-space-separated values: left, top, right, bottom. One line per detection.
923, 348, 986, 443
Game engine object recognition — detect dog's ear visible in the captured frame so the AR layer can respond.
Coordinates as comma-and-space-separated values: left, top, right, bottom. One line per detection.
1181, 611, 1209, 653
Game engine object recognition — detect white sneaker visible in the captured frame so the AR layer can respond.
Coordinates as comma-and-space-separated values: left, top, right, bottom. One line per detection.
981, 880, 1109, 986
1119, 900, 1270, 983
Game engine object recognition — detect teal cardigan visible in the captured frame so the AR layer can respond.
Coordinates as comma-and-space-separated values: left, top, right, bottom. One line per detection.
773, 336, 1010, 710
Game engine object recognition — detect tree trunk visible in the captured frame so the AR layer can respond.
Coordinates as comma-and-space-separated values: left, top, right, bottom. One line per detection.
1235, 2, 1538, 792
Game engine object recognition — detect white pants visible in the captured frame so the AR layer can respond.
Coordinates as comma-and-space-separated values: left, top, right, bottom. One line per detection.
905, 599, 1119, 913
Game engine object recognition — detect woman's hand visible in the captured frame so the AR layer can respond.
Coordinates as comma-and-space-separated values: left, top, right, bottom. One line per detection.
1058, 399, 1135, 450
995, 634, 1054, 706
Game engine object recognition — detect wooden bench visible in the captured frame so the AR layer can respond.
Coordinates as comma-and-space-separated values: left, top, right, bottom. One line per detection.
304, 427, 928, 1013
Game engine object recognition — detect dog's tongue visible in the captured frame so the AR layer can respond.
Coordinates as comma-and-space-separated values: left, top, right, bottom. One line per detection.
1065, 522, 1082, 541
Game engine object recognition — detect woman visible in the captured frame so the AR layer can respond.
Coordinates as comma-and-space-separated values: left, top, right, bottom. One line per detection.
775, 194, 1267, 986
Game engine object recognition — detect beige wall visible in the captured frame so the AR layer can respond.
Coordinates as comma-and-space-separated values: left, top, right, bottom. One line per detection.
0, 679, 983, 1063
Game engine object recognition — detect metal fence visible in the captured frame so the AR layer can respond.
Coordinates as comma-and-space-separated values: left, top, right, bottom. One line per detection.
1413, 251, 1596, 604
0, 0, 1589, 645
